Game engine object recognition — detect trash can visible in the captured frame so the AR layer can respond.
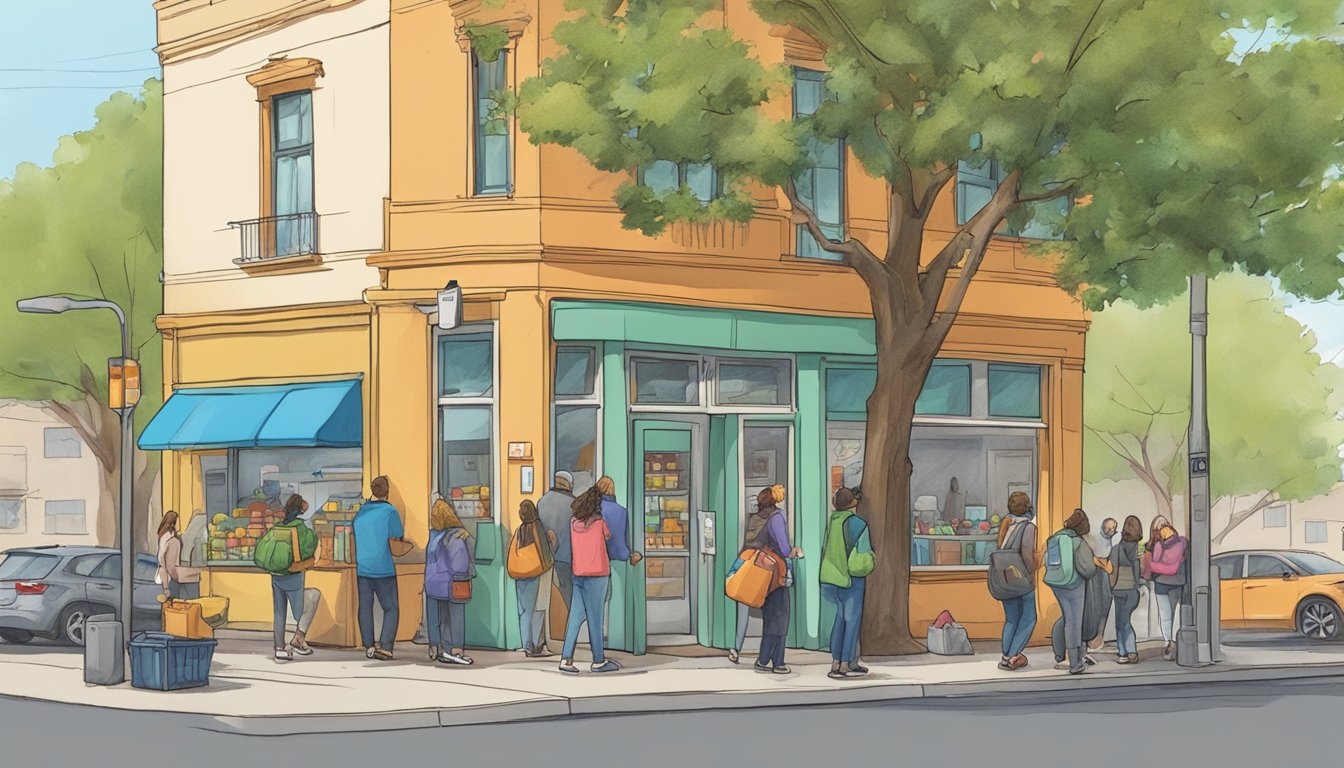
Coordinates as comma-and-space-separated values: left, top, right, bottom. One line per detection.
129, 632, 217, 691
84, 614, 124, 686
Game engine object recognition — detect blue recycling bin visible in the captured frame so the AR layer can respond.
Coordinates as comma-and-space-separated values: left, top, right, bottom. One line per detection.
129, 632, 217, 691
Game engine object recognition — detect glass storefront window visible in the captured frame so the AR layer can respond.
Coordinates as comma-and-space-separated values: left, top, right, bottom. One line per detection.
554, 405, 598, 494
915, 362, 971, 417
825, 368, 876, 419
988, 364, 1042, 420
717, 359, 792, 407
631, 357, 700, 405
825, 422, 1037, 569
440, 406, 494, 520
200, 447, 362, 565
439, 332, 493, 398
555, 347, 596, 397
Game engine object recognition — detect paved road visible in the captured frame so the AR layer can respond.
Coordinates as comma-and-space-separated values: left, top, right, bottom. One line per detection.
2, 673, 1342, 767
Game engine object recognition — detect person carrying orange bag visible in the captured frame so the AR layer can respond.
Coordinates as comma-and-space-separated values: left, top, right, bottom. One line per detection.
509, 499, 555, 656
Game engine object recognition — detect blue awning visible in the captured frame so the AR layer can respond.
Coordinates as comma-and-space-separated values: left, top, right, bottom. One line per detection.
138, 379, 362, 450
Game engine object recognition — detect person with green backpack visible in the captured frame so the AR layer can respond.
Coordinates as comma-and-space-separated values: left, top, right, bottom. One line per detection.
820, 487, 874, 680
1043, 508, 1098, 675
255, 494, 320, 661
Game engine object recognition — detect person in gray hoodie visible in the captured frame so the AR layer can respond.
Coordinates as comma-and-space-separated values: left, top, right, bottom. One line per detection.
1110, 515, 1144, 664
537, 471, 576, 610
1046, 509, 1097, 675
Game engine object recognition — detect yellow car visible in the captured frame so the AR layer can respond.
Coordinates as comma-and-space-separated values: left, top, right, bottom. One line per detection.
1213, 549, 1344, 640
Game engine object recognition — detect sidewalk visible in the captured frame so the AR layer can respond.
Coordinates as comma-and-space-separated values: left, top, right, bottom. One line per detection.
2, 631, 1343, 735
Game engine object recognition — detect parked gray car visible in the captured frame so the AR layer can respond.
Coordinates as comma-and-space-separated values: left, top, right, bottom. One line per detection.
0, 546, 162, 645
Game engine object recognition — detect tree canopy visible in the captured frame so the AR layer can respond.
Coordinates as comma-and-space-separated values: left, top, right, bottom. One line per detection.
0, 79, 163, 544
1084, 271, 1344, 539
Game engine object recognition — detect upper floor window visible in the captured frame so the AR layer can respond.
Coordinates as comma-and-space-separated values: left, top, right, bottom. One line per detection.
956, 137, 1066, 240
1305, 520, 1329, 544
473, 50, 512, 196
1263, 504, 1288, 529
640, 160, 718, 204
271, 91, 315, 255
793, 68, 844, 260
43, 427, 80, 459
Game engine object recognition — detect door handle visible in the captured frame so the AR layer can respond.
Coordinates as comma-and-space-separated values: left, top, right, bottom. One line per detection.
1244, 585, 1267, 590
93, 584, 114, 590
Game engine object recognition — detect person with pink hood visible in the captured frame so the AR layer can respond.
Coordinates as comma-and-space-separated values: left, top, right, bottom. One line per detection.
1145, 516, 1188, 661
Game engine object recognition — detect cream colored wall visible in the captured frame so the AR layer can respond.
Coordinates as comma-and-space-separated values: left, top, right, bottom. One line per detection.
0, 401, 103, 548
161, 0, 387, 315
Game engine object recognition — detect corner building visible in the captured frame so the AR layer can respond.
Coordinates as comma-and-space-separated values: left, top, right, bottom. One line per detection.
148, 0, 1087, 653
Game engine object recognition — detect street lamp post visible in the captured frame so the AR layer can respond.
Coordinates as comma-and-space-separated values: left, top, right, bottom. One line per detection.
17, 296, 136, 682
1177, 274, 1216, 667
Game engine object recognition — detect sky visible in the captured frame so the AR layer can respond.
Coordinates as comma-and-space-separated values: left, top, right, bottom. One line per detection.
0, 4, 1340, 361
0, 0, 159, 179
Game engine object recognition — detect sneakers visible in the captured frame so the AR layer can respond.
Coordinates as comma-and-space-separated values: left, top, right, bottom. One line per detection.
753, 662, 773, 673
847, 662, 869, 675
727, 649, 740, 664
1009, 654, 1029, 670
436, 652, 474, 666
997, 657, 1014, 671
1162, 642, 1176, 661
771, 665, 792, 674
274, 648, 292, 662
558, 660, 580, 675
428, 645, 440, 661
1068, 666, 1089, 675
828, 666, 851, 679
290, 638, 313, 657
1084, 654, 1098, 666
1053, 660, 1070, 670
1118, 653, 1140, 665
591, 660, 621, 673
524, 646, 554, 658
369, 646, 393, 661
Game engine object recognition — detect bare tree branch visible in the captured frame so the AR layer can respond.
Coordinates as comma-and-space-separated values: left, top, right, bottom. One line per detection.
786, 179, 887, 285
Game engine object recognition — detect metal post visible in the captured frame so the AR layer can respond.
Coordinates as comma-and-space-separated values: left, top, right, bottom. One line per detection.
1178, 273, 1214, 667
113, 306, 135, 682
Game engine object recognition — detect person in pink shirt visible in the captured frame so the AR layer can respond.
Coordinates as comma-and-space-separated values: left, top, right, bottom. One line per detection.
559, 488, 620, 674
1146, 516, 1188, 661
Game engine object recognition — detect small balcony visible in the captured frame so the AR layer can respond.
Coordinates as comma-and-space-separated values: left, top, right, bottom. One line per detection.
228, 212, 320, 269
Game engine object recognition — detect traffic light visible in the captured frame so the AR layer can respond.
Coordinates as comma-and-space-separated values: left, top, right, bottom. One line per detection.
108, 358, 141, 410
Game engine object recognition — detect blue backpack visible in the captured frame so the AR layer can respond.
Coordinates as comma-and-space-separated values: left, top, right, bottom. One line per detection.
1042, 531, 1078, 588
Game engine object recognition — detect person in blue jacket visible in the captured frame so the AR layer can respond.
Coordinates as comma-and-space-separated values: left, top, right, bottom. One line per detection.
353, 475, 406, 660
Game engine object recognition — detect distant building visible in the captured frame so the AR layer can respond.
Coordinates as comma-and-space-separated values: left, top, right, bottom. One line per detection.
0, 401, 103, 549
1213, 486, 1344, 559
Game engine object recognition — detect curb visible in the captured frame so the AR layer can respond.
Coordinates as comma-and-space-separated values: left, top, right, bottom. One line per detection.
186, 660, 1344, 735
10, 661, 1344, 736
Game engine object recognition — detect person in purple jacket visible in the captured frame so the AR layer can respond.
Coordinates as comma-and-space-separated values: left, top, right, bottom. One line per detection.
425, 499, 475, 666
750, 486, 803, 674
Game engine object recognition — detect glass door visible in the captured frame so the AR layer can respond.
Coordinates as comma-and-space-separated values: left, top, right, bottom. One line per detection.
634, 420, 703, 640
737, 422, 793, 645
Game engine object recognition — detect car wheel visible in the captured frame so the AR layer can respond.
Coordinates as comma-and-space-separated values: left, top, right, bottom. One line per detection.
0, 629, 34, 644
59, 605, 91, 647
1297, 597, 1342, 640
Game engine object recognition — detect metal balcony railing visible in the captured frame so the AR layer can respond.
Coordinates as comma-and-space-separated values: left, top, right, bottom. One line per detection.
227, 212, 319, 263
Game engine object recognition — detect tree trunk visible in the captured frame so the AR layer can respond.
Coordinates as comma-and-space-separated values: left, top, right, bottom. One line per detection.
1211, 493, 1276, 546
858, 331, 939, 656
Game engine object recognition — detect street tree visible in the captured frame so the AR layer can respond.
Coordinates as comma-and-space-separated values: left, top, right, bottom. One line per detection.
0, 80, 163, 547
511, 0, 1344, 653
1085, 271, 1344, 543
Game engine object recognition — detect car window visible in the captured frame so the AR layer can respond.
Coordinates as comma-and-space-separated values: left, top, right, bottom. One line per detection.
67, 555, 110, 577
1213, 556, 1243, 580
91, 555, 121, 580
1281, 552, 1344, 575
134, 557, 157, 583
0, 553, 59, 580
1247, 554, 1289, 578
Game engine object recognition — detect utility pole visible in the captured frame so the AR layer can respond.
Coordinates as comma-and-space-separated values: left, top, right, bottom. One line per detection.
1178, 274, 1217, 666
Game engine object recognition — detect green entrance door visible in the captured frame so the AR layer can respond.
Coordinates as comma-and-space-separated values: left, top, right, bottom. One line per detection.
628, 419, 705, 652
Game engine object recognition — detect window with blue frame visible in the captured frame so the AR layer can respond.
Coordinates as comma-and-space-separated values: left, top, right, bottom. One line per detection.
956, 137, 1067, 239
824, 361, 971, 418
793, 68, 844, 260
271, 90, 315, 255
987, 363, 1042, 420
640, 160, 718, 204
473, 50, 511, 196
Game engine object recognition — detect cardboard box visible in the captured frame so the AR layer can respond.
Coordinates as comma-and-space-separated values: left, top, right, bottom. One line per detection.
933, 540, 962, 566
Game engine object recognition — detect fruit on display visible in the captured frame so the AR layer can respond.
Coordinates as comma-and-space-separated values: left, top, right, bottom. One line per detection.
991, 514, 1002, 524
978, 521, 992, 532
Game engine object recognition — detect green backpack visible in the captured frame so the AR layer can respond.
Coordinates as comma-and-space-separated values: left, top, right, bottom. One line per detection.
1042, 530, 1078, 588
254, 525, 297, 576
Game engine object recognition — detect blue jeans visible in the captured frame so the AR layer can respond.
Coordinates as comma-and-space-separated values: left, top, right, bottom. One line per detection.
516, 576, 542, 651
272, 572, 305, 648
561, 574, 608, 664
823, 578, 865, 664
1113, 588, 1140, 656
357, 575, 399, 650
1049, 583, 1086, 672
434, 598, 465, 651
1000, 589, 1037, 658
